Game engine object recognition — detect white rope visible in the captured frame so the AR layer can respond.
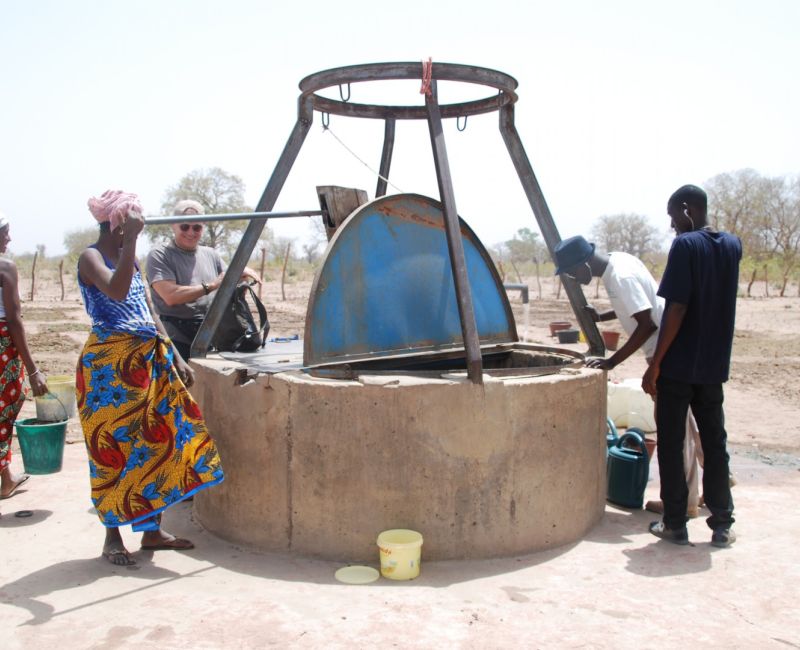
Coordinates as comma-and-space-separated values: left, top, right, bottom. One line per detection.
322, 125, 406, 194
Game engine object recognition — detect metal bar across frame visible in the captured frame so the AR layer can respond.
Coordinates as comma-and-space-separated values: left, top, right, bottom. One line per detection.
145, 210, 325, 226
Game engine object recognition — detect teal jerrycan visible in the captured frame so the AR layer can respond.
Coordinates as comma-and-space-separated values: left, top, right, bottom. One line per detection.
606, 430, 649, 508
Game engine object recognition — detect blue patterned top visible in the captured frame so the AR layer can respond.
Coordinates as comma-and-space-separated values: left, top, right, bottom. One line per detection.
78, 247, 158, 338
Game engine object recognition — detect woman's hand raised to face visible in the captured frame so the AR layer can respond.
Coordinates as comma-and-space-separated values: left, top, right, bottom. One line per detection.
122, 210, 145, 244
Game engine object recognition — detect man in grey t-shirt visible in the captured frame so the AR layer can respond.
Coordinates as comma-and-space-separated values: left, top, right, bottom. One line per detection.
146, 199, 259, 359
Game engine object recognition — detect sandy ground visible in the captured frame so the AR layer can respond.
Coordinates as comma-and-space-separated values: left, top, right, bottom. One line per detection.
2, 273, 799, 648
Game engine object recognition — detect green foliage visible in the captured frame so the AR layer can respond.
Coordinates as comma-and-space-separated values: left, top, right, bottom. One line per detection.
505, 227, 547, 265
488, 228, 548, 283
152, 167, 255, 254
63, 226, 99, 266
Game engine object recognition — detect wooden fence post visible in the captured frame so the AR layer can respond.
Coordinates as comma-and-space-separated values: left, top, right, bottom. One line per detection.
280, 242, 291, 301
29, 251, 38, 301
258, 246, 267, 300
59, 259, 65, 301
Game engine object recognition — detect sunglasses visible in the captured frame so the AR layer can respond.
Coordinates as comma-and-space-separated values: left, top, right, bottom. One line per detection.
179, 224, 203, 233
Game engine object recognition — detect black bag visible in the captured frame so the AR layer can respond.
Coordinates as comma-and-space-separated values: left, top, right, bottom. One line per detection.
212, 281, 270, 352
160, 315, 205, 346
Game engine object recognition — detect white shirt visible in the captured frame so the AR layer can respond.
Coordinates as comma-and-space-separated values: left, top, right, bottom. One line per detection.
601, 252, 664, 358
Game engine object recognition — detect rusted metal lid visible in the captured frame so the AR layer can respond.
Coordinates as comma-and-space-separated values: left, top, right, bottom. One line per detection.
304, 193, 517, 368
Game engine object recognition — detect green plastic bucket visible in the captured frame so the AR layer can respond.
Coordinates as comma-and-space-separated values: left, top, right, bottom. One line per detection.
14, 418, 68, 474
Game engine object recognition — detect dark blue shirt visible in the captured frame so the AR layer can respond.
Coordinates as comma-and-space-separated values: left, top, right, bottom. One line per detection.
658, 230, 742, 384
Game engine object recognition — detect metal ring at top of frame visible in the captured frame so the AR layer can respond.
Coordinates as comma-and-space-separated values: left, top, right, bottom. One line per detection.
298, 62, 519, 120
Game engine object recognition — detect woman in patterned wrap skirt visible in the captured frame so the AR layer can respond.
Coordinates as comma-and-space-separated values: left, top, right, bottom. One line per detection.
77, 191, 223, 566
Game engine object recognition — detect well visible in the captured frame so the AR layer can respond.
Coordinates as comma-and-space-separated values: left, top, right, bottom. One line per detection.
192, 356, 606, 561
184, 62, 609, 561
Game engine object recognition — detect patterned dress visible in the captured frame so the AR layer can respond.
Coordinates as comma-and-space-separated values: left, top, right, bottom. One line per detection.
0, 322, 26, 473
76, 248, 223, 531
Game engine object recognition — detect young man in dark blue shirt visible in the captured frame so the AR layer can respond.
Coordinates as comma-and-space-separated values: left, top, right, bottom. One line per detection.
642, 184, 742, 547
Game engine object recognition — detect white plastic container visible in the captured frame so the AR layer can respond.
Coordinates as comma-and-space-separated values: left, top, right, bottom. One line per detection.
607, 378, 656, 432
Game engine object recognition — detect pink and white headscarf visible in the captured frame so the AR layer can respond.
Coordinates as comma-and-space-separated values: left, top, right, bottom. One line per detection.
87, 190, 142, 231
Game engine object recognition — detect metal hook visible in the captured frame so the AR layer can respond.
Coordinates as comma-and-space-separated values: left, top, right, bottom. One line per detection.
321, 112, 330, 129
339, 83, 351, 102
456, 115, 468, 132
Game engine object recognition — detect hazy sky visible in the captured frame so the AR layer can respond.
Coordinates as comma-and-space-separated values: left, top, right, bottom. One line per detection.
1, 0, 798, 256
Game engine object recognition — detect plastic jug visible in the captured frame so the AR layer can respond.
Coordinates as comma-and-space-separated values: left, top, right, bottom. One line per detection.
607, 379, 656, 431
606, 430, 649, 509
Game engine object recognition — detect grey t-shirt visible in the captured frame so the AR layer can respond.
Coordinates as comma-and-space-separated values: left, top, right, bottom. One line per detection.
146, 241, 226, 336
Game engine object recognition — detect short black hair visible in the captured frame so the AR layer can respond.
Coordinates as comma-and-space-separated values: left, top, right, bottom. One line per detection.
668, 184, 707, 214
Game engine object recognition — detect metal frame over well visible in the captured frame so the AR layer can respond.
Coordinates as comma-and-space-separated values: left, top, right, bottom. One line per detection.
187, 61, 605, 380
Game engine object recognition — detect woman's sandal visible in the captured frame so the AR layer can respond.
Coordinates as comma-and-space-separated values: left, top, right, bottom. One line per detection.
102, 548, 136, 566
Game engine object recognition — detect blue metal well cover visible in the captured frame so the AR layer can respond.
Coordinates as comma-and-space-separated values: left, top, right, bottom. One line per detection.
304, 193, 517, 367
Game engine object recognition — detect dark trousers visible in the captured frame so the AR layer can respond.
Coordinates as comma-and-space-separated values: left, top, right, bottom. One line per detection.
655, 376, 734, 531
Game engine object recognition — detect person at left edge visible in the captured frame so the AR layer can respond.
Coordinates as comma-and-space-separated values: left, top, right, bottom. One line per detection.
0, 211, 48, 514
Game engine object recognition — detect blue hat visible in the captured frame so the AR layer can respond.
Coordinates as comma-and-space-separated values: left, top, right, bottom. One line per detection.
553, 236, 595, 275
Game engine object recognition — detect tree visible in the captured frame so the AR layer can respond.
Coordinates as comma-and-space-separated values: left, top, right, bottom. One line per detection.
499, 227, 546, 297
63, 227, 100, 266
706, 169, 776, 296
504, 227, 545, 276
151, 167, 255, 255
590, 213, 661, 259
301, 219, 328, 265
766, 176, 800, 296
506, 227, 545, 262
706, 168, 768, 235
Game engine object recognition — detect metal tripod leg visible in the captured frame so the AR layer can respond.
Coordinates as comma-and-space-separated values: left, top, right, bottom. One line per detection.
499, 104, 604, 356
191, 97, 314, 358
425, 81, 483, 384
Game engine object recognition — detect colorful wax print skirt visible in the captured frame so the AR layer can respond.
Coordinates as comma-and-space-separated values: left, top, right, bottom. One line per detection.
77, 328, 223, 531
0, 322, 26, 471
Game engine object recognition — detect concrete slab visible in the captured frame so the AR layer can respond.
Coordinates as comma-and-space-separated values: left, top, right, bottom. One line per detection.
2, 434, 799, 648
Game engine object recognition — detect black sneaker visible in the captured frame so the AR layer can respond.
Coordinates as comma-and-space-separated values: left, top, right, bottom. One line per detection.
711, 528, 736, 548
649, 520, 689, 545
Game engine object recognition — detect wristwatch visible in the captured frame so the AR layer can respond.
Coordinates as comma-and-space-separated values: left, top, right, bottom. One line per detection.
201, 282, 211, 294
